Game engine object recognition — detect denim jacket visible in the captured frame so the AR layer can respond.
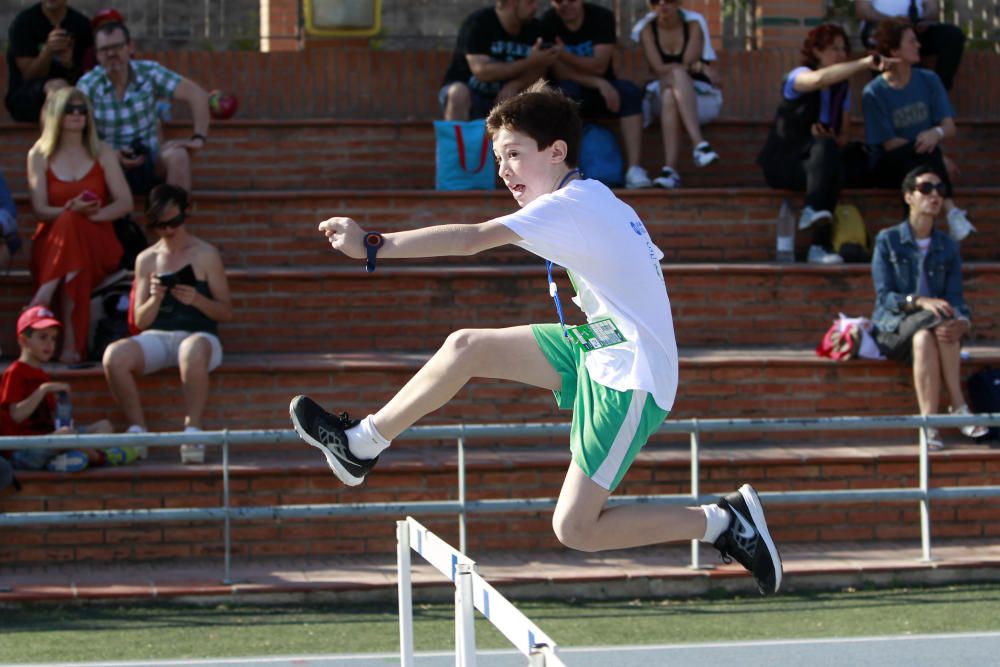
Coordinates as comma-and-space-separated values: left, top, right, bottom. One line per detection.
871, 220, 969, 334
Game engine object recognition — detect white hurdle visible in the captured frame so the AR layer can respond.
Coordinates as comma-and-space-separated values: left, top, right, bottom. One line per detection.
397, 517, 568, 667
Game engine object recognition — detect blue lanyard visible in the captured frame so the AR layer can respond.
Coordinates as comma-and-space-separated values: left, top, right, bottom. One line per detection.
545, 169, 581, 337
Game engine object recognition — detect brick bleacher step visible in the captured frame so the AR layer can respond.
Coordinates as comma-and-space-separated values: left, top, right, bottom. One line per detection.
3, 345, 997, 435
2, 119, 998, 192
5, 436, 997, 565
4, 263, 998, 354
9, 188, 1000, 273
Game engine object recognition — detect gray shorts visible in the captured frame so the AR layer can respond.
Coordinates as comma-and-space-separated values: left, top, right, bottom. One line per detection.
133, 330, 223, 374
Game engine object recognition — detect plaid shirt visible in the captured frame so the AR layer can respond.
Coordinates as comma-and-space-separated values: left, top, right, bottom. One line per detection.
77, 60, 182, 154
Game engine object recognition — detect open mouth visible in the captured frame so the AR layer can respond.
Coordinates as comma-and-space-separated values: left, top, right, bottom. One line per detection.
508, 183, 526, 195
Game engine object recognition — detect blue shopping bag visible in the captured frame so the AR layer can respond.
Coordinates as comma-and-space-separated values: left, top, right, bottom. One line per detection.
434, 120, 496, 191
579, 123, 623, 187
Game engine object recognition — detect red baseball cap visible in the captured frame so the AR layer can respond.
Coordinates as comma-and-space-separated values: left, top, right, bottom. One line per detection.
17, 305, 62, 335
91, 8, 125, 31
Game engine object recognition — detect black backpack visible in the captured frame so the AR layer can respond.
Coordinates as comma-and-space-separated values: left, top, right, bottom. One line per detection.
968, 368, 1000, 442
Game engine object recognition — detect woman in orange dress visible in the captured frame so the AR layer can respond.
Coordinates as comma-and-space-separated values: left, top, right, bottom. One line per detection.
27, 87, 133, 363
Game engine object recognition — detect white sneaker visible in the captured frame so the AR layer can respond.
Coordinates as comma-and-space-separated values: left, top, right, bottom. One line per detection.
807, 245, 844, 264
624, 165, 653, 189
798, 206, 833, 230
950, 404, 989, 439
126, 424, 148, 460
692, 141, 719, 167
653, 166, 681, 189
946, 208, 976, 241
180, 426, 206, 464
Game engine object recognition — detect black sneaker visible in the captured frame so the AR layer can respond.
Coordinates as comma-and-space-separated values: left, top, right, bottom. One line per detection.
289, 395, 378, 486
712, 483, 783, 595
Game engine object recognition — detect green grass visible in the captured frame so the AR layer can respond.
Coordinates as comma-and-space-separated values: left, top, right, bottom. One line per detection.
2, 583, 1000, 663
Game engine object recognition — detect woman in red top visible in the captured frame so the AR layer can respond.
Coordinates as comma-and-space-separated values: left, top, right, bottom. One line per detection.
27, 87, 133, 363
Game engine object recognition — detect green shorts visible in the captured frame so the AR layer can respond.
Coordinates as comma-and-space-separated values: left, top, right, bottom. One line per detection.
531, 323, 669, 491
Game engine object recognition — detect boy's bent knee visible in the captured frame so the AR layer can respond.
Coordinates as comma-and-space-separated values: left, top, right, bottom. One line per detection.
552, 513, 601, 552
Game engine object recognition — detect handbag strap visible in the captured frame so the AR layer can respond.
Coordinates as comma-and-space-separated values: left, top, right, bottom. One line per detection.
453, 124, 490, 175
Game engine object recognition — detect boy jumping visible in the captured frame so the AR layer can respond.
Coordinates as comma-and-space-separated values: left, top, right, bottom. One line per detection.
290, 83, 782, 595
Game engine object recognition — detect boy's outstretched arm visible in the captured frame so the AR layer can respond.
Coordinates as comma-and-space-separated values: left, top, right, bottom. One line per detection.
318, 217, 521, 260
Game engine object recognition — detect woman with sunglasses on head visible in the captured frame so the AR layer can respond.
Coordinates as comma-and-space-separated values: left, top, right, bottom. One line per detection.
26, 87, 133, 364
637, 0, 720, 189
102, 184, 231, 464
871, 166, 988, 450
862, 18, 974, 242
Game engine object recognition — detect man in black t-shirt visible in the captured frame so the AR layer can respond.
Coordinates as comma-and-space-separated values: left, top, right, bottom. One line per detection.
541, 0, 651, 188
440, 0, 559, 120
5, 0, 94, 122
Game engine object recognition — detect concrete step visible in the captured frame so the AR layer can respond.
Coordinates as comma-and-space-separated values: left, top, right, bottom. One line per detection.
9, 188, 1000, 274
2, 441, 997, 566
2, 346, 997, 433
3, 119, 998, 192
4, 264, 999, 355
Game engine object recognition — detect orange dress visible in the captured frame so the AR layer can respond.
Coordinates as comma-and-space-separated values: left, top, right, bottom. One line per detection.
30, 160, 123, 359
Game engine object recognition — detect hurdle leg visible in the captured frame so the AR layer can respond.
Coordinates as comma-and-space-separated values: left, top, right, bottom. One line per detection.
397, 520, 415, 667
455, 562, 477, 667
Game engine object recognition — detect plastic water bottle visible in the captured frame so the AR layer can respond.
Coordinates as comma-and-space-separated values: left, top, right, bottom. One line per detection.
54, 391, 73, 430
776, 200, 796, 263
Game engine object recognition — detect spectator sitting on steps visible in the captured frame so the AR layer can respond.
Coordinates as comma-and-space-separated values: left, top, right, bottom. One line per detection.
541, 0, 652, 188
76, 21, 210, 195
870, 166, 988, 450
102, 185, 231, 465
4, 0, 94, 123
757, 24, 892, 265
26, 87, 133, 364
440, 0, 557, 120
862, 18, 974, 243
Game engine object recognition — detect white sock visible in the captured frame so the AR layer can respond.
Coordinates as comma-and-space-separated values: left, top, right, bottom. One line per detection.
126, 424, 147, 434
184, 426, 202, 433
347, 415, 391, 460
700, 504, 730, 543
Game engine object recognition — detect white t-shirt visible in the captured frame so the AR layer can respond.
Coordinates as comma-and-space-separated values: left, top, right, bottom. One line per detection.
871, 0, 923, 19
496, 178, 679, 411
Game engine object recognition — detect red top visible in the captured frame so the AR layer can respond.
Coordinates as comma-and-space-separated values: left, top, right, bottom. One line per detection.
0, 361, 55, 436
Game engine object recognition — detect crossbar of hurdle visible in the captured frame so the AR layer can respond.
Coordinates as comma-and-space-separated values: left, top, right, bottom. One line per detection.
397, 517, 569, 667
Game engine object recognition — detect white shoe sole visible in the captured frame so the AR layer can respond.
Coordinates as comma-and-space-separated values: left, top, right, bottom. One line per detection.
289, 397, 365, 487
739, 483, 783, 593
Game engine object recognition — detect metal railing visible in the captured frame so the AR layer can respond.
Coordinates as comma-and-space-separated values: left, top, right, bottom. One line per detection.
1, 413, 999, 585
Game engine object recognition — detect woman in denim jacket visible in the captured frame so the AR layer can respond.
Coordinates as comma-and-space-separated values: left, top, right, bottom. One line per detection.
871, 165, 987, 449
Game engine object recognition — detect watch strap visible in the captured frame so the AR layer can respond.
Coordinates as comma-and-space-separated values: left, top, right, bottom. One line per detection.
364, 232, 385, 273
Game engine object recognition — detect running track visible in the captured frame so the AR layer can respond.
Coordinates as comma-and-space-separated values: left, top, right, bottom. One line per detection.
9, 631, 1000, 667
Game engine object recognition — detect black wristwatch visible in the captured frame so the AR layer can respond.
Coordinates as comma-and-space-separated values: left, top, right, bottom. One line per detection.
905, 294, 918, 312
364, 232, 385, 273
191, 133, 208, 144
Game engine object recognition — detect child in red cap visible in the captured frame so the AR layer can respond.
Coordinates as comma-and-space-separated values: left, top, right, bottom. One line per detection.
1, 306, 134, 471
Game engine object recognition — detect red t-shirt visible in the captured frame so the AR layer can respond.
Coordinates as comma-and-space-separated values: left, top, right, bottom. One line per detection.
0, 361, 55, 436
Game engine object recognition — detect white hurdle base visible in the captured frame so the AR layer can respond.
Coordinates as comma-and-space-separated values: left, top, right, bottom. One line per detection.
397, 517, 568, 667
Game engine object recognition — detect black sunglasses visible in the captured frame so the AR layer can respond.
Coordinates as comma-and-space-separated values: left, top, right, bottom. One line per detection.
913, 181, 947, 195
148, 212, 187, 230
65, 103, 88, 115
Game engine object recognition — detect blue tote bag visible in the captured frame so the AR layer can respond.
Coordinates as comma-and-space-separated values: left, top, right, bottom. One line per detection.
434, 120, 496, 191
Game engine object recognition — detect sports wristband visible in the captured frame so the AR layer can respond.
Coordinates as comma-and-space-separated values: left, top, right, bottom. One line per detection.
364, 232, 385, 273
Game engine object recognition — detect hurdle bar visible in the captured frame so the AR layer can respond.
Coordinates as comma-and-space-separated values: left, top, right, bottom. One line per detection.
397, 517, 568, 667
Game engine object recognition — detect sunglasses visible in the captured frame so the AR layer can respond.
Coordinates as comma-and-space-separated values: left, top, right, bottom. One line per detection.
65, 103, 88, 115
650, 0, 679, 5
148, 212, 187, 230
913, 181, 947, 195
552, 0, 578, 4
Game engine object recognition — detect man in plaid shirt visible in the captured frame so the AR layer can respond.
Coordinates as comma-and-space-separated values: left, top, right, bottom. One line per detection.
77, 21, 210, 194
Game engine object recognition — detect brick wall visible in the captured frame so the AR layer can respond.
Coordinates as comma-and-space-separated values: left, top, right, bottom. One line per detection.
3, 449, 998, 564
2, 50, 999, 121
